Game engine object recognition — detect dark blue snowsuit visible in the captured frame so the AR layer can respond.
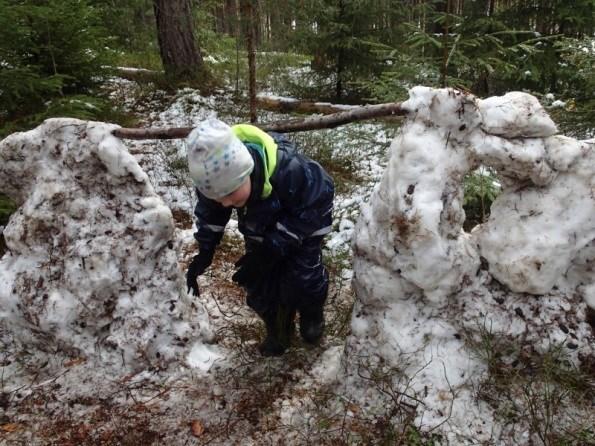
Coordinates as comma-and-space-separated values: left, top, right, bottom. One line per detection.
193, 131, 334, 334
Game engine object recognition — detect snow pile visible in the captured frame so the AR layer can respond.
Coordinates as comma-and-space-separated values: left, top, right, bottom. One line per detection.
0, 118, 214, 374
346, 87, 594, 443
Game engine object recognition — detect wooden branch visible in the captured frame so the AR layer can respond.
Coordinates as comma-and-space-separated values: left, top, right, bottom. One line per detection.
111, 101, 406, 140
259, 102, 406, 133
113, 127, 194, 140
256, 95, 358, 114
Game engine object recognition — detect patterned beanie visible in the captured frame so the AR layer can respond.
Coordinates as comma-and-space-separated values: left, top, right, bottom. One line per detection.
186, 118, 254, 200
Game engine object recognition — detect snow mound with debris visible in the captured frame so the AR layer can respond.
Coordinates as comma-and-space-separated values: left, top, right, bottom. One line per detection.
0, 118, 214, 373
347, 87, 594, 443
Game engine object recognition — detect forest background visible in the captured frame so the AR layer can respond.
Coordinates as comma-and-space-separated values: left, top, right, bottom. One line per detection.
0, 0, 594, 234
0, 2, 594, 444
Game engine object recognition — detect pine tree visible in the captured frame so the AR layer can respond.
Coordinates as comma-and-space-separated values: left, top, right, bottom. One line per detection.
153, 0, 208, 82
90, 0, 155, 53
290, 0, 387, 101
0, 0, 108, 123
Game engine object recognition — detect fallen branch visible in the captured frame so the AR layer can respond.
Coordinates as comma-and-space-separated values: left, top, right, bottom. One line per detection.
112, 101, 406, 140
113, 127, 194, 140
260, 102, 406, 133
256, 95, 358, 114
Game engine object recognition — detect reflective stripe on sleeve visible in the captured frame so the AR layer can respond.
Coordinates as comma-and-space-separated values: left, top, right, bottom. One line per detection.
275, 222, 300, 240
205, 224, 226, 232
246, 235, 264, 242
309, 225, 332, 237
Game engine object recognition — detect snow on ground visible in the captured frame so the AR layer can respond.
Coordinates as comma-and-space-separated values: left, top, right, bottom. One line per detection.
0, 77, 593, 445
0, 77, 396, 445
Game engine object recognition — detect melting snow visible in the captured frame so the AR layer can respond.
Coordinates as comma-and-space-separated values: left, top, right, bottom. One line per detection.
346, 87, 594, 443
0, 83, 592, 445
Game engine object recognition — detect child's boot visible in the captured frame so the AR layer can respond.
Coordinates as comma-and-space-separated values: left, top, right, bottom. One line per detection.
299, 302, 325, 344
258, 305, 295, 357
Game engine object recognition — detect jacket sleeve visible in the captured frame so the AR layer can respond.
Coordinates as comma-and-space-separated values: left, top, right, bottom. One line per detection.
193, 189, 232, 252
272, 154, 334, 242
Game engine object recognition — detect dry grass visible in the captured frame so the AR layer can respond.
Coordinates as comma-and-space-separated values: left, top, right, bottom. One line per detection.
466, 323, 595, 446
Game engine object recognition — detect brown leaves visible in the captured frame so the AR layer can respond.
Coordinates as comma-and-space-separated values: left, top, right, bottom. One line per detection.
0, 423, 21, 433
347, 403, 360, 413
190, 420, 205, 437
63, 357, 86, 367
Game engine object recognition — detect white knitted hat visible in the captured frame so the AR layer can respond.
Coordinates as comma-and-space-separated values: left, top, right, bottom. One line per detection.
186, 118, 254, 199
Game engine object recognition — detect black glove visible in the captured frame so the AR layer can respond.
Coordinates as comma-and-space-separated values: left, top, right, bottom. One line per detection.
186, 250, 215, 296
232, 242, 282, 293
232, 248, 266, 289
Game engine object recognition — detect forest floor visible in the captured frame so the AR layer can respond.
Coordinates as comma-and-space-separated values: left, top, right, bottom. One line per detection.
0, 75, 407, 446
2, 66, 593, 445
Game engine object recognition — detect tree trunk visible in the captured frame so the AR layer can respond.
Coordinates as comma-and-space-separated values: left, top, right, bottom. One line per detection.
335, 0, 346, 101
153, 0, 205, 81
241, 0, 258, 123
335, 48, 345, 101
433, 0, 447, 33
256, 96, 358, 114
486, 0, 495, 16
253, 0, 262, 47
214, 4, 225, 33
440, 0, 451, 87
224, 0, 238, 36
269, 1, 281, 44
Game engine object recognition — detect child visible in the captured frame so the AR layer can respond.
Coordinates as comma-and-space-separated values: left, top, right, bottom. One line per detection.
186, 118, 334, 356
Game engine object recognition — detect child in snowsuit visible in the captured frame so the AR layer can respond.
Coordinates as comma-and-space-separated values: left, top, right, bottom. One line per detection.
185, 118, 334, 356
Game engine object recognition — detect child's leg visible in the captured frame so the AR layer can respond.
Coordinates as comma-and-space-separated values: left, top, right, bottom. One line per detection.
285, 236, 329, 344
239, 242, 296, 356
257, 303, 295, 356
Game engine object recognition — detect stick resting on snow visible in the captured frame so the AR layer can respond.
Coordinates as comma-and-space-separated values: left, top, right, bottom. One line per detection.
112, 102, 406, 140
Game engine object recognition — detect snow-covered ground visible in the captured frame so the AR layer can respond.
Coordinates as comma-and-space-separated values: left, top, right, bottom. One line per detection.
0, 76, 397, 445
0, 75, 593, 445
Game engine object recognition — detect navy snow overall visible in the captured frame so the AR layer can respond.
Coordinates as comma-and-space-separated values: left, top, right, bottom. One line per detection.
193, 125, 334, 355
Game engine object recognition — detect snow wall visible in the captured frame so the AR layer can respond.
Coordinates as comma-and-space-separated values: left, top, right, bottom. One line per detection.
347, 87, 594, 442
0, 118, 213, 373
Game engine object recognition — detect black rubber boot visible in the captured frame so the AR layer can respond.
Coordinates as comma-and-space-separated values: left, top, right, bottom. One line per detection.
258, 335, 287, 357
299, 303, 325, 344
258, 305, 295, 357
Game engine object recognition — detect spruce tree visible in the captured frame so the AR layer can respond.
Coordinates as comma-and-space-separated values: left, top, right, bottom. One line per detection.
290, 0, 387, 101
0, 0, 108, 125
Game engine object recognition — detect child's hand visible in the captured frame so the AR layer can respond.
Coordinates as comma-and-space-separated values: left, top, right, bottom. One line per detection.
186, 251, 214, 296
232, 246, 284, 298
232, 248, 265, 287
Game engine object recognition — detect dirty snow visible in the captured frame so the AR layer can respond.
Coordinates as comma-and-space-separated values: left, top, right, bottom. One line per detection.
0, 119, 214, 377
347, 87, 594, 444
0, 80, 593, 445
